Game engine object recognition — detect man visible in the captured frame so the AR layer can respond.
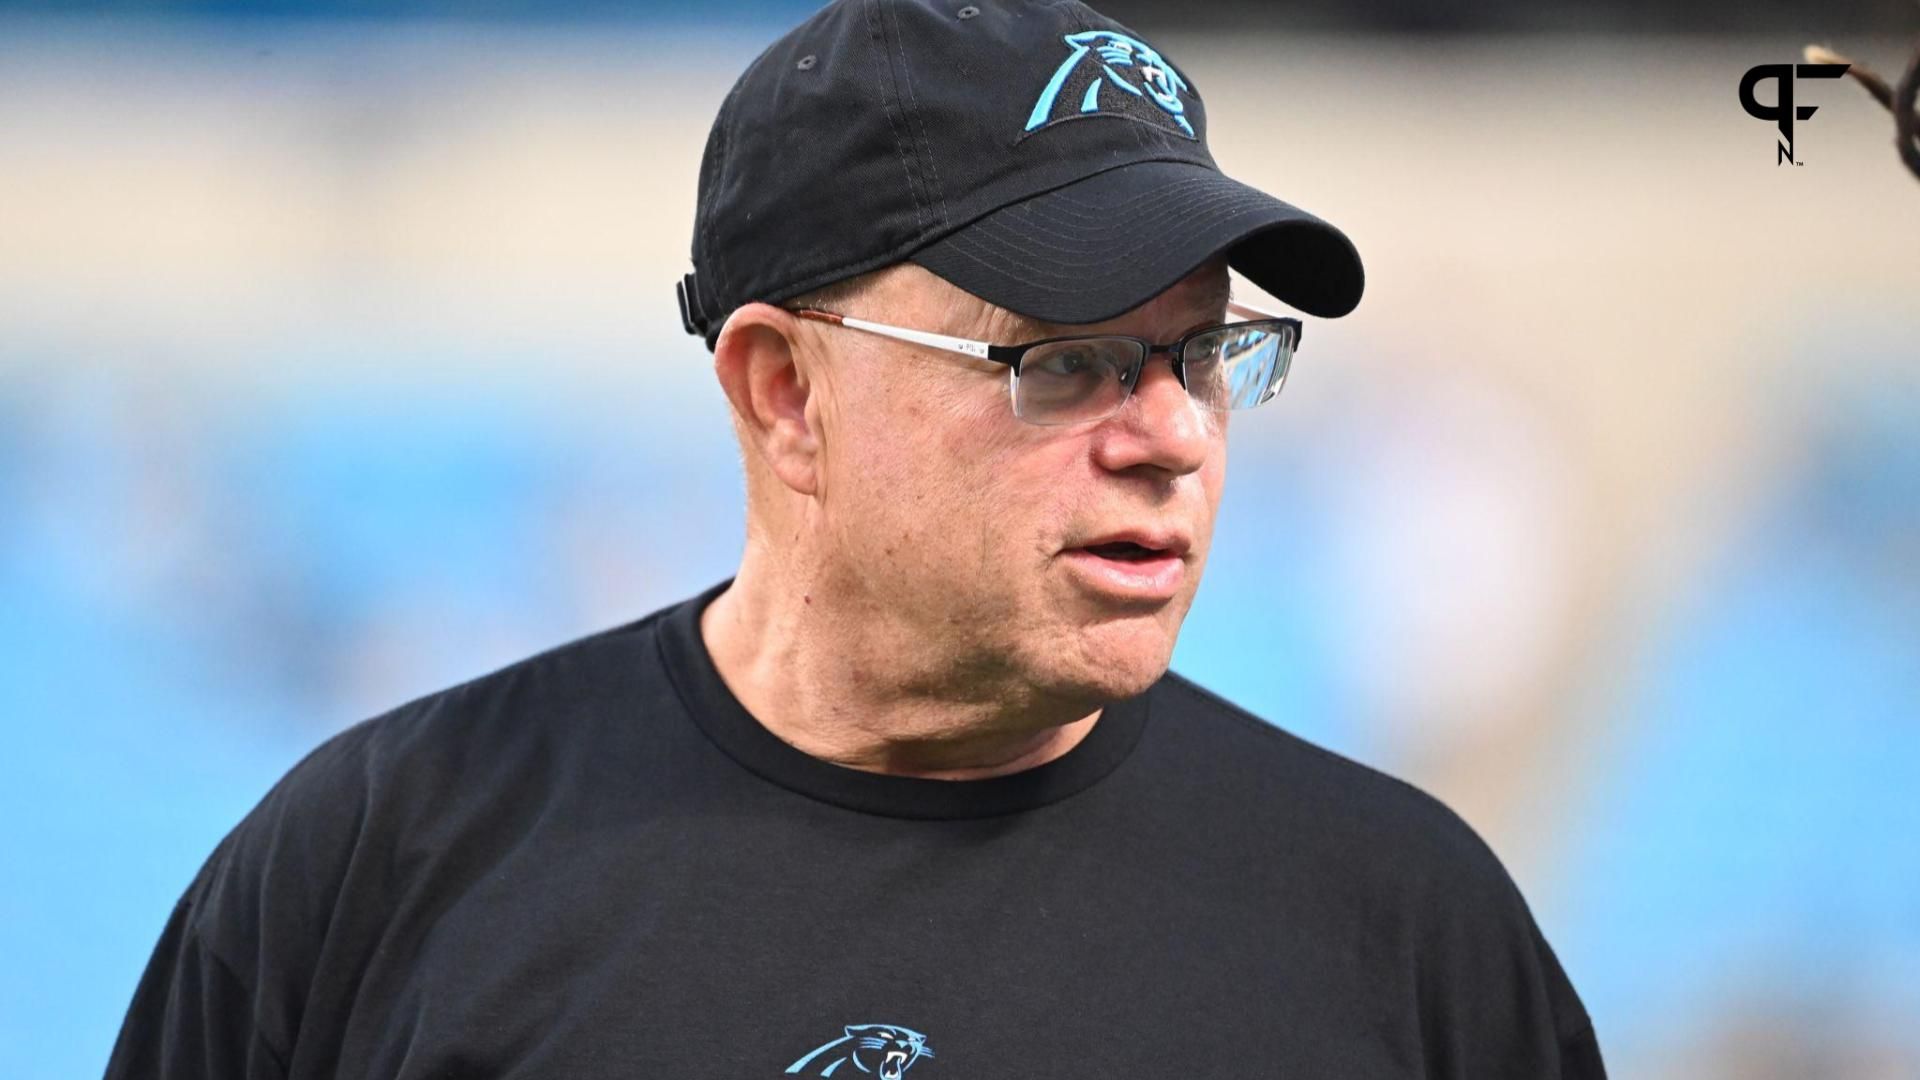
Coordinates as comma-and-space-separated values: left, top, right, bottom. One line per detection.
108, 1, 1605, 1077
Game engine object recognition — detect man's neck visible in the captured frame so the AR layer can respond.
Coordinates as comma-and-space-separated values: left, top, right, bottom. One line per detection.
698, 566, 1101, 780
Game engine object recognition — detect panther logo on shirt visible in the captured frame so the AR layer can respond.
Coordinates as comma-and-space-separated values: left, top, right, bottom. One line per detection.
1023, 29, 1196, 139
785, 1023, 934, 1078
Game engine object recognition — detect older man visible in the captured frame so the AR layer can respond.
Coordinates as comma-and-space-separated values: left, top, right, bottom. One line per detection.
107, 2, 1603, 1078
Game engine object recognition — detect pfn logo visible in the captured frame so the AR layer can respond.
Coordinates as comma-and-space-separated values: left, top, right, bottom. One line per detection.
1740, 63, 1849, 165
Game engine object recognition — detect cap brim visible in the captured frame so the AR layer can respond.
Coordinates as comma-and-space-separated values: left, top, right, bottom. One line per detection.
907, 159, 1363, 324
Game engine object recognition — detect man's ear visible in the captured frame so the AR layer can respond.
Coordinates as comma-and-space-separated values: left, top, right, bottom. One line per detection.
712, 302, 822, 497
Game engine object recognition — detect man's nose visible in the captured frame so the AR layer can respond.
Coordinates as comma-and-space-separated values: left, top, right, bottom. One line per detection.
1099, 352, 1214, 473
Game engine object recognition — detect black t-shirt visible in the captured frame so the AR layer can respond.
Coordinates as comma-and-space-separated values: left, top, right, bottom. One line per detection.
106, 578, 1605, 1079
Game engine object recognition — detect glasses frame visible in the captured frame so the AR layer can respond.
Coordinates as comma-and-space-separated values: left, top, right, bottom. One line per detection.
785, 298, 1303, 425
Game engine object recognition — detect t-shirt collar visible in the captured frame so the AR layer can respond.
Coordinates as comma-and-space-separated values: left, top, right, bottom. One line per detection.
655, 577, 1151, 820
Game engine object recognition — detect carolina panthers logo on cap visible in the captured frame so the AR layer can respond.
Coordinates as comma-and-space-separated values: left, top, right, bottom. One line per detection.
1024, 29, 1196, 140
786, 1023, 934, 1078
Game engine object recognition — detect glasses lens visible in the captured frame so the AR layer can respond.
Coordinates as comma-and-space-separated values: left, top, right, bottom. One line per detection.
1182, 321, 1296, 411
1014, 338, 1143, 425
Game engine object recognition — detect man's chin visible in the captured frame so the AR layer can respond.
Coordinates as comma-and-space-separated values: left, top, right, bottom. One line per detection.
1054, 626, 1177, 701
1091, 662, 1170, 702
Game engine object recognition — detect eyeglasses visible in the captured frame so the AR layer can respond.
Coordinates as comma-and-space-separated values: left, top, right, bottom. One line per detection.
786, 298, 1303, 427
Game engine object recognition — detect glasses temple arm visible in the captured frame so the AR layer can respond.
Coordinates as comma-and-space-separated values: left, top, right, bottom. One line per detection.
788, 307, 998, 363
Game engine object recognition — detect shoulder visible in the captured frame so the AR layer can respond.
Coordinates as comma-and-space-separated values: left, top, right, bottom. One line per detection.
1148, 671, 1524, 906
184, 605, 676, 949
1148, 672, 1597, 1050
285, 608, 669, 806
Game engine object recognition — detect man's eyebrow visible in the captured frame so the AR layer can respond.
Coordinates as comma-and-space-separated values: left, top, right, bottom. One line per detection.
1006, 313, 1057, 340
967, 306, 1056, 342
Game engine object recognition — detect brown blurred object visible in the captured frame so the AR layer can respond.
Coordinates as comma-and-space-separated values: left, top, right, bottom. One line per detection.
1803, 38, 1920, 181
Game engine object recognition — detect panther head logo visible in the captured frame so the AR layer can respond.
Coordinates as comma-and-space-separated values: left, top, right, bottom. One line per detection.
785, 1023, 934, 1078
1024, 29, 1195, 139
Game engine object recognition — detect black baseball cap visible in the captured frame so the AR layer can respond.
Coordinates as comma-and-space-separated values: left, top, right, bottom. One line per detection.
676, 0, 1364, 350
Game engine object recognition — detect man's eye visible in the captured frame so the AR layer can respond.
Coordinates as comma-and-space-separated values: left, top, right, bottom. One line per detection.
1043, 348, 1097, 375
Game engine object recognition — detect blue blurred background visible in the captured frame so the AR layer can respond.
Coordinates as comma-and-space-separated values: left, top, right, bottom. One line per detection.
2, 2, 1917, 1077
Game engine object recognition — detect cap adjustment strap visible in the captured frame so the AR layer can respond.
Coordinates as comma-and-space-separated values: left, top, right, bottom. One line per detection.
676, 272, 711, 338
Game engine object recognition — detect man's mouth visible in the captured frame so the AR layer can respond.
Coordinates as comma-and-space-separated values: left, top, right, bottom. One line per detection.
1080, 540, 1166, 561
1063, 538, 1187, 600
